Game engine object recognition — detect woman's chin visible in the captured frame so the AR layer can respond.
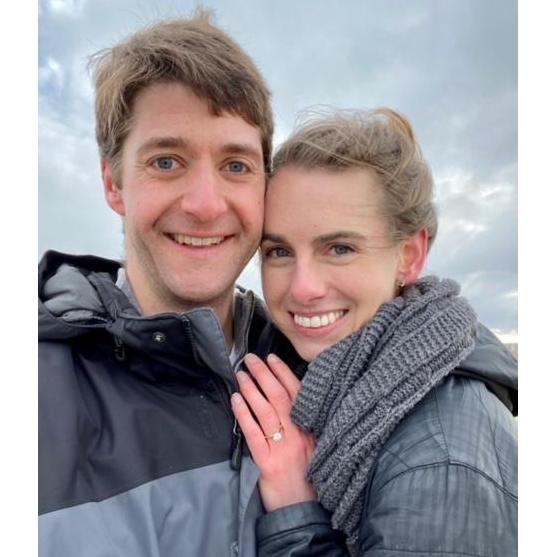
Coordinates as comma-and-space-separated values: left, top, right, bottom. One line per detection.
292, 339, 332, 363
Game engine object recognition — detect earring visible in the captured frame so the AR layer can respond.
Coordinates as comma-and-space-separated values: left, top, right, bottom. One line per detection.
398, 280, 406, 289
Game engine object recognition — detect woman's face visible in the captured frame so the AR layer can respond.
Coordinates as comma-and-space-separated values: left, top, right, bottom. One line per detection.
262, 166, 405, 362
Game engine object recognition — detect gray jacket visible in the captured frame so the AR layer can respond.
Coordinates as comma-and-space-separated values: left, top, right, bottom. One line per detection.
38, 251, 279, 557
257, 325, 518, 557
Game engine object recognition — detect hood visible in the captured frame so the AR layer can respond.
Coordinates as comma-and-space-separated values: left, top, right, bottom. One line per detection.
39, 250, 269, 372
455, 323, 518, 416
39, 249, 258, 332
39, 250, 135, 341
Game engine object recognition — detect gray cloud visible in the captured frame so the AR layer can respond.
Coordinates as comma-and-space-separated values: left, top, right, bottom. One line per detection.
39, 0, 517, 335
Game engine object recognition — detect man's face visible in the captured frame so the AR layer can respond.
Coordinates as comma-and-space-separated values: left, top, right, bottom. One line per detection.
104, 82, 265, 316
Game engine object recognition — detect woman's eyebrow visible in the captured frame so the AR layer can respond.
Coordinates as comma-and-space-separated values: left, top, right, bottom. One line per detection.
316, 231, 367, 243
262, 231, 368, 245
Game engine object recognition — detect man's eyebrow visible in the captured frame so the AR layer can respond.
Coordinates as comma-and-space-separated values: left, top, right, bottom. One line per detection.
137, 136, 188, 156
261, 233, 286, 243
220, 142, 263, 161
136, 138, 262, 161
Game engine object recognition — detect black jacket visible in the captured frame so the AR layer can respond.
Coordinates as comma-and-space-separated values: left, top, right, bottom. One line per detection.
38, 250, 282, 557
256, 324, 518, 557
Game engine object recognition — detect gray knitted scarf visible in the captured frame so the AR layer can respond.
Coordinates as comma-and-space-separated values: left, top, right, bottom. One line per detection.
291, 276, 477, 554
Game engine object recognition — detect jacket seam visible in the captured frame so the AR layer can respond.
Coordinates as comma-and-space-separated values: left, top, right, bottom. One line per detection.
380, 447, 411, 471
433, 388, 450, 460
377, 387, 448, 475
376, 460, 518, 501
388, 429, 443, 459
39, 314, 105, 336
368, 548, 492, 557
258, 520, 335, 546
474, 383, 506, 488
40, 457, 233, 515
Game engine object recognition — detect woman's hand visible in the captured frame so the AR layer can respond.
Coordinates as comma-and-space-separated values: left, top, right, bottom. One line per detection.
231, 353, 317, 512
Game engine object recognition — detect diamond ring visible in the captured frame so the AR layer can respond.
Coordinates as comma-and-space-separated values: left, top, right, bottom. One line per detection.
264, 425, 284, 442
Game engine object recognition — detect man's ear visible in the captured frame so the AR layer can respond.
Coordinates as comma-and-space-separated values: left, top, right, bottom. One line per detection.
102, 160, 125, 216
398, 228, 429, 285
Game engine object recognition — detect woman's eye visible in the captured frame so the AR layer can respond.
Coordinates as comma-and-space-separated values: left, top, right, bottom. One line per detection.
153, 157, 179, 171
226, 161, 249, 173
330, 244, 354, 256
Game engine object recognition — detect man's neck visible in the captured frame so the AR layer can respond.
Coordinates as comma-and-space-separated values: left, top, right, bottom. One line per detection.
120, 269, 235, 350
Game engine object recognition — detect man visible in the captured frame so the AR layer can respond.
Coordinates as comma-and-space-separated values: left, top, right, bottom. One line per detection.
39, 13, 279, 557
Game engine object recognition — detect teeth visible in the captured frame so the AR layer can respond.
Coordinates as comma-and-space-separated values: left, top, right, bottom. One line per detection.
172, 234, 225, 247
294, 311, 345, 329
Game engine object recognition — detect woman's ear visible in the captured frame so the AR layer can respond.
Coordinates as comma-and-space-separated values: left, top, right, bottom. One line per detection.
102, 160, 125, 216
398, 228, 429, 285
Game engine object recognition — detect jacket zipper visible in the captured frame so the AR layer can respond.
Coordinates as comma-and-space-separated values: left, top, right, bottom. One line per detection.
182, 313, 248, 471
231, 419, 243, 470
113, 335, 126, 361
228, 292, 257, 470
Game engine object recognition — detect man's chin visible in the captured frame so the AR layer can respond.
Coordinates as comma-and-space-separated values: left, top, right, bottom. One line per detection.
165, 279, 237, 310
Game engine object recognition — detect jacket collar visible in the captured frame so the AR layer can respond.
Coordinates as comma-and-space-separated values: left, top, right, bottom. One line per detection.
38, 250, 270, 385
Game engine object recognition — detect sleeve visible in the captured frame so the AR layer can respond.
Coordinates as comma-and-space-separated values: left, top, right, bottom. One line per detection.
257, 462, 518, 557
257, 461, 517, 557
357, 462, 518, 557
256, 501, 348, 557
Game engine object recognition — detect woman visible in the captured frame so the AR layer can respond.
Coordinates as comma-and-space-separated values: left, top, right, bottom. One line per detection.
231, 109, 518, 556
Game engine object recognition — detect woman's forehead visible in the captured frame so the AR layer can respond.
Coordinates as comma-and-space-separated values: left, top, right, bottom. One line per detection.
264, 166, 388, 238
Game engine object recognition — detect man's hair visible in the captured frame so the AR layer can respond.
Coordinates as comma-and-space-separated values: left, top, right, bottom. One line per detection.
272, 107, 438, 247
89, 10, 273, 183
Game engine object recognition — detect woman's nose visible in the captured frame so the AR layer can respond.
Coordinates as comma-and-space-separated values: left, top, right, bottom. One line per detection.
288, 260, 327, 305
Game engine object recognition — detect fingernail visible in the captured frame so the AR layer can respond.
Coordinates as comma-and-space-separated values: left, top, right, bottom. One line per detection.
231, 393, 242, 406
244, 353, 258, 366
236, 370, 247, 382
267, 353, 279, 363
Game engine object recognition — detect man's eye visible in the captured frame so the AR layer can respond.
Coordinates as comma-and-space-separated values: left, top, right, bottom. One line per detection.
265, 246, 291, 258
153, 157, 179, 171
330, 244, 354, 256
226, 161, 249, 173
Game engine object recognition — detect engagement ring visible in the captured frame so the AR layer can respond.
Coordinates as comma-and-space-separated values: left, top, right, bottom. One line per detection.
264, 425, 284, 442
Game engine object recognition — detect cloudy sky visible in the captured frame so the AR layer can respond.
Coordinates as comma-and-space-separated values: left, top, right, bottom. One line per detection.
38, 0, 517, 339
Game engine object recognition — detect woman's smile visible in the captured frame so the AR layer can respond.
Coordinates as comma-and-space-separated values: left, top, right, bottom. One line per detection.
262, 166, 405, 361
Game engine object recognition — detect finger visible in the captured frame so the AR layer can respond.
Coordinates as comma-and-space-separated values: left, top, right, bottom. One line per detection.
230, 393, 269, 462
243, 354, 292, 419
265, 353, 302, 401
236, 370, 282, 436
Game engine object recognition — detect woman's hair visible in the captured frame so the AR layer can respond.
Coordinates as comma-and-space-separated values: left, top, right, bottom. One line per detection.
272, 108, 437, 247
89, 10, 273, 183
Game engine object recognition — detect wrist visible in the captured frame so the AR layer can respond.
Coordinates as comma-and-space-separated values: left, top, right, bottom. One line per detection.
261, 483, 317, 512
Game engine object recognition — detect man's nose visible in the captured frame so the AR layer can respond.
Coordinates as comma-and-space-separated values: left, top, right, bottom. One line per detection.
180, 164, 228, 222
288, 259, 328, 305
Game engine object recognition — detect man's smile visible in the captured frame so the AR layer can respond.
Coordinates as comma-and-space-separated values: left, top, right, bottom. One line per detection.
168, 233, 228, 247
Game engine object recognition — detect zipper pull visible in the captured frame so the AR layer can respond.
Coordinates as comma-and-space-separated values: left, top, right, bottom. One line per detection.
230, 419, 243, 470
113, 335, 126, 362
